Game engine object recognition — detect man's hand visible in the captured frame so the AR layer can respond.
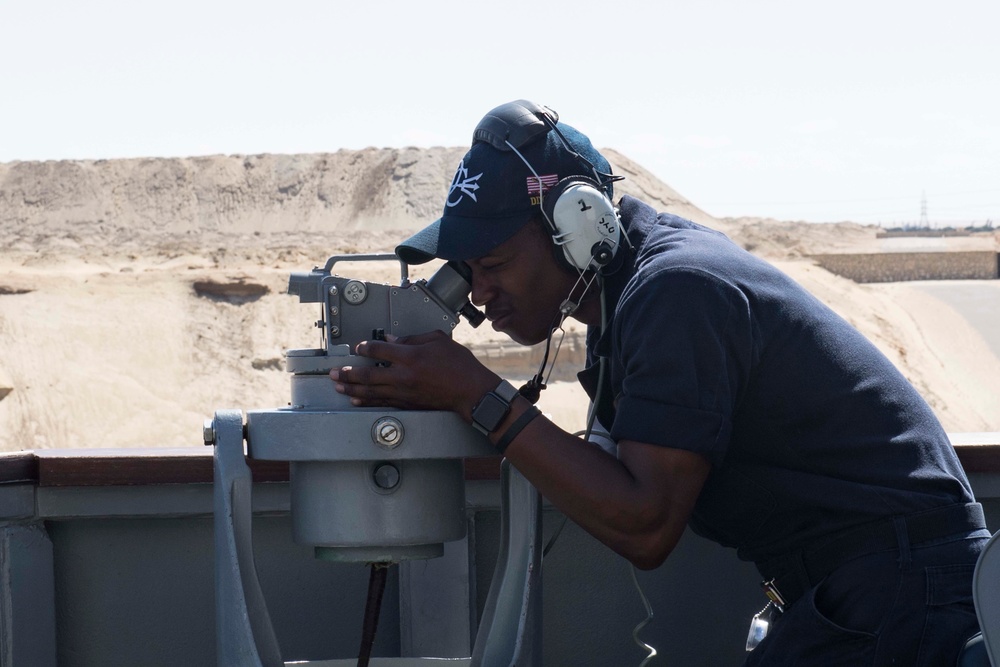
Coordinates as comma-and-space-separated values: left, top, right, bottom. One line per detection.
330, 330, 499, 419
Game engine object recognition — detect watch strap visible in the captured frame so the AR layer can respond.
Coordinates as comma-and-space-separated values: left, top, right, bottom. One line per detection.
495, 405, 542, 454
494, 379, 519, 403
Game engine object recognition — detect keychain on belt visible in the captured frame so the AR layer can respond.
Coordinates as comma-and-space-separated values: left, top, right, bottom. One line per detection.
747, 580, 787, 651
745, 600, 779, 651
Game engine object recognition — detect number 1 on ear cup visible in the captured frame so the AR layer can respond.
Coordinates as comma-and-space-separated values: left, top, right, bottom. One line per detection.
543, 177, 621, 272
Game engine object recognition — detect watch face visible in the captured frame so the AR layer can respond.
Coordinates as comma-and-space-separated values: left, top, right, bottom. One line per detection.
474, 393, 510, 433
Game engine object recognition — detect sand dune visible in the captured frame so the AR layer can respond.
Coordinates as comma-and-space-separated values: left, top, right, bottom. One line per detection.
0, 149, 998, 451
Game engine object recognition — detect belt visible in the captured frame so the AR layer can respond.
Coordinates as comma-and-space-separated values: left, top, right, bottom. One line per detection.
757, 502, 986, 610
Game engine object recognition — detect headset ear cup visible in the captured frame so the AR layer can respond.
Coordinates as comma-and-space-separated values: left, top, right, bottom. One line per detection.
542, 176, 621, 272
541, 178, 579, 272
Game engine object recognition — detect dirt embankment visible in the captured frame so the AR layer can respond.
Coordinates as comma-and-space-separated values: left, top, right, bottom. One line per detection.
0, 148, 997, 451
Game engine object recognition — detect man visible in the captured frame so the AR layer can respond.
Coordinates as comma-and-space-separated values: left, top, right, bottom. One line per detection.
330, 100, 988, 665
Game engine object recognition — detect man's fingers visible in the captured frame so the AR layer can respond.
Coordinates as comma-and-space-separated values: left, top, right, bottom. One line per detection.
329, 330, 467, 412
330, 365, 393, 391
355, 339, 407, 364
330, 364, 418, 404
355, 330, 449, 361
332, 374, 390, 405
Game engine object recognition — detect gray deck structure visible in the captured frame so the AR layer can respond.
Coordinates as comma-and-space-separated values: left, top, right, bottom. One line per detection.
2, 433, 999, 666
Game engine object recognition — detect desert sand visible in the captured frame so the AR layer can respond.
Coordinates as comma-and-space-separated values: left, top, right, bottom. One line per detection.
0, 148, 998, 452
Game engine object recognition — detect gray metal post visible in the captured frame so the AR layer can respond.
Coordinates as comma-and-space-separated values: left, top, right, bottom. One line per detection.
0, 522, 57, 667
212, 409, 283, 667
471, 461, 543, 667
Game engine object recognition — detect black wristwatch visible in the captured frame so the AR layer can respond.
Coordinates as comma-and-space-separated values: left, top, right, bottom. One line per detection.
471, 380, 519, 436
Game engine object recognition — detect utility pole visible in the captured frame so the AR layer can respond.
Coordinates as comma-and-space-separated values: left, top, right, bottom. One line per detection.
920, 190, 929, 227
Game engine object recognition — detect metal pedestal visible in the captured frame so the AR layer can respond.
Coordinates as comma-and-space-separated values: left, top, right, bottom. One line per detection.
211, 409, 542, 667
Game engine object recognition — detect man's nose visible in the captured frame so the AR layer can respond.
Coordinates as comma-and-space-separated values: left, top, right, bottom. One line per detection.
470, 275, 494, 307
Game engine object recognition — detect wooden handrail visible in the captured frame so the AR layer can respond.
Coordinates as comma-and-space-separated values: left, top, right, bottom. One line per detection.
1, 435, 997, 487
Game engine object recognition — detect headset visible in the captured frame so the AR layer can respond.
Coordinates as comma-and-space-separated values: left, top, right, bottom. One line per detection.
472, 100, 623, 274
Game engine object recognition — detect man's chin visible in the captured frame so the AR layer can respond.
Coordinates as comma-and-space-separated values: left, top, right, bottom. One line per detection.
504, 328, 549, 347
491, 316, 551, 347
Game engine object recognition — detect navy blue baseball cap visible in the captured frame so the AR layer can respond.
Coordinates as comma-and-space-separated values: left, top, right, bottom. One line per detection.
395, 100, 614, 265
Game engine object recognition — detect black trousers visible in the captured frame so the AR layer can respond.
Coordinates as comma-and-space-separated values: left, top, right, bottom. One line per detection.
743, 530, 989, 666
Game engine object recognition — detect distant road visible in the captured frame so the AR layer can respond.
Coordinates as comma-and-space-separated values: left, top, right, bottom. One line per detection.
876, 236, 996, 253
912, 280, 1000, 359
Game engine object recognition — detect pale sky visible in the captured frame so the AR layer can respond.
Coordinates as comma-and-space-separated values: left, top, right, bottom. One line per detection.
2, 0, 998, 225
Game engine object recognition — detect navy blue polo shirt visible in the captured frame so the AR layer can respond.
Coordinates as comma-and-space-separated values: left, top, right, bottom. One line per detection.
580, 196, 975, 566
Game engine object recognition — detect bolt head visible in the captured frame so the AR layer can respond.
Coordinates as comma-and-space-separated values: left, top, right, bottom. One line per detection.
373, 463, 401, 490
372, 417, 404, 448
380, 423, 399, 442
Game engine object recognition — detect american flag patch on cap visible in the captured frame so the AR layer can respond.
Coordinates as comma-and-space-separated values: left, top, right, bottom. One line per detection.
526, 174, 559, 195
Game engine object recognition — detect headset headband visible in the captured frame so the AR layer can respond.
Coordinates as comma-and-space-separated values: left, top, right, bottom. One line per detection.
472, 99, 618, 200
472, 100, 558, 152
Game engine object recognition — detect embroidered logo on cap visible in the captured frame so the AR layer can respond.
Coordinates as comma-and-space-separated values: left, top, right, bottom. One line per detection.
446, 160, 483, 208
